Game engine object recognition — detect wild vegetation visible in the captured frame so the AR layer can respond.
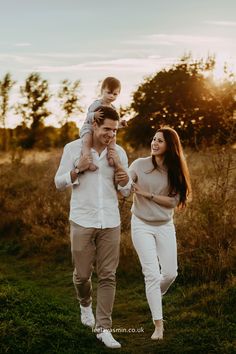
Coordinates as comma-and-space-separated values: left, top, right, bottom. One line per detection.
0, 55, 236, 352
0, 146, 235, 353
0, 146, 235, 283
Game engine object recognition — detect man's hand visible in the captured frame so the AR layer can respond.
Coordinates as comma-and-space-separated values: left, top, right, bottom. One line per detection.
71, 155, 94, 183
108, 149, 122, 170
114, 170, 129, 186
114, 169, 129, 187
76, 154, 93, 172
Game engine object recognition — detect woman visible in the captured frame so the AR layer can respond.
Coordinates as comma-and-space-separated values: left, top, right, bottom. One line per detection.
129, 127, 191, 340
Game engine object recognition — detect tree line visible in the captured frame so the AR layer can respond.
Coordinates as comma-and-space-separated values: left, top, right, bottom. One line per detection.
124, 55, 236, 149
0, 74, 82, 150
0, 55, 236, 151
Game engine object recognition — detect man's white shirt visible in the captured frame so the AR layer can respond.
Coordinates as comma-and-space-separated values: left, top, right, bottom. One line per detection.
54, 139, 131, 228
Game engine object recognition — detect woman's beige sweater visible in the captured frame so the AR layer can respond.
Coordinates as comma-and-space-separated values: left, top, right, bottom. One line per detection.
129, 156, 179, 225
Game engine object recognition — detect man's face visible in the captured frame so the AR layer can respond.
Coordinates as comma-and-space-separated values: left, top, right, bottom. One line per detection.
93, 118, 118, 147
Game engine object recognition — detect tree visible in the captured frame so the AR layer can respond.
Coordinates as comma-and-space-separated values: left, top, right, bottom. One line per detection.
15, 73, 51, 148
57, 79, 83, 143
0, 73, 15, 150
124, 56, 236, 148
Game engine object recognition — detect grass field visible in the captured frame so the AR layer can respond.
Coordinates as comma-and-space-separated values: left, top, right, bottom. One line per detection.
1, 255, 236, 354
0, 146, 236, 353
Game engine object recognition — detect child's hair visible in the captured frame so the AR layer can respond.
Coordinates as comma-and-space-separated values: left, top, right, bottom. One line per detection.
101, 77, 121, 92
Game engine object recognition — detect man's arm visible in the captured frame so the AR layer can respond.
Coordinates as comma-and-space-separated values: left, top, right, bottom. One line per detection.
70, 155, 92, 182
54, 144, 75, 190
109, 148, 132, 196
54, 144, 91, 190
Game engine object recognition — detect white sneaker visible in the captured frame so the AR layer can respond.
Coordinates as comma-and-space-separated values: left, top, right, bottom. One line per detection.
80, 304, 95, 328
96, 329, 121, 349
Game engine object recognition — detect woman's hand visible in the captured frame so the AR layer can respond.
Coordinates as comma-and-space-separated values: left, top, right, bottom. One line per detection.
132, 183, 150, 199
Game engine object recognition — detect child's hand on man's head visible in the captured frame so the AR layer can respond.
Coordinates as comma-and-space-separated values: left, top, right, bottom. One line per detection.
119, 119, 128, 128
94, 109, 104, 121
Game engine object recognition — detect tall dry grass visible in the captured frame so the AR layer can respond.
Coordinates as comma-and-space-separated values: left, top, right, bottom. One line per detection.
0, 149, 70, 261
175, 147, 236, 282
0, 146, 235, 283
117, 146, 236, 283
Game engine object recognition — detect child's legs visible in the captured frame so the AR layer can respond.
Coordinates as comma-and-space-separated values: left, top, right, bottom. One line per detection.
82, 132, 93, 155
81, 132, 97, 170
107, 138, 116, 166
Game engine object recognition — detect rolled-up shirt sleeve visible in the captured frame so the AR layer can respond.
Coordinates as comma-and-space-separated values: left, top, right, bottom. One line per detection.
54, 144, 79, 190
117, 178, 132, 197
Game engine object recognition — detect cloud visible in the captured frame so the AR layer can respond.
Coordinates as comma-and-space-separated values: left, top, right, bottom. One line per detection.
34, 52, 108, 59
0, 54, 47, 66
205, 20, 236, 27
14, 42, 31, 47
124, 33, 228, 46
26, 57, 177, 74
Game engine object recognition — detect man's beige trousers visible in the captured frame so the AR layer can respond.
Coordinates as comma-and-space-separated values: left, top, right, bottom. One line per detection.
70, 221, 120, 329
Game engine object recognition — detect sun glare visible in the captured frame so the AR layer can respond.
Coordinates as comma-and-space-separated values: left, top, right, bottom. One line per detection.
203, 59, 235, 85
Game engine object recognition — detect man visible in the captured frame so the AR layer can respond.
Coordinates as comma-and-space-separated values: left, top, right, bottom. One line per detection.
54, 106, 130, 349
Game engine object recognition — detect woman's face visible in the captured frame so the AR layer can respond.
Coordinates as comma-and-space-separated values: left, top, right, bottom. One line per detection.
151, 132, 167, 157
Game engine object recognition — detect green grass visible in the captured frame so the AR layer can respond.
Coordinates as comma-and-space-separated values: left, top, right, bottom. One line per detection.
1, 256, 235, 354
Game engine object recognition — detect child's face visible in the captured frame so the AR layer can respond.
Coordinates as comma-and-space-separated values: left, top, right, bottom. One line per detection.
102, 86, 120, 104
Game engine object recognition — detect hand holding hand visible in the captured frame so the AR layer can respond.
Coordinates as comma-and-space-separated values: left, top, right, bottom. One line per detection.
114, 170, 129, 186
132, 183, 150, 198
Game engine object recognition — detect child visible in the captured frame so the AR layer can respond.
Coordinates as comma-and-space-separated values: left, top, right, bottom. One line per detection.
80, 77, 127, 170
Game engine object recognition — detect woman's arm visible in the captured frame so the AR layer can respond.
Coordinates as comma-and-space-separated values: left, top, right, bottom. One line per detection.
132, 183, 178, 208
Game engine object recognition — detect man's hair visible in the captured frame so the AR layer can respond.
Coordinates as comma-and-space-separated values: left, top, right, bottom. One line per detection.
94, 106, 120, 126
101, 77, 121, 92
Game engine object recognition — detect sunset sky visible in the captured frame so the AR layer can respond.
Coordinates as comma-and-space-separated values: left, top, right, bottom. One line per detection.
1, 0, 236, 127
